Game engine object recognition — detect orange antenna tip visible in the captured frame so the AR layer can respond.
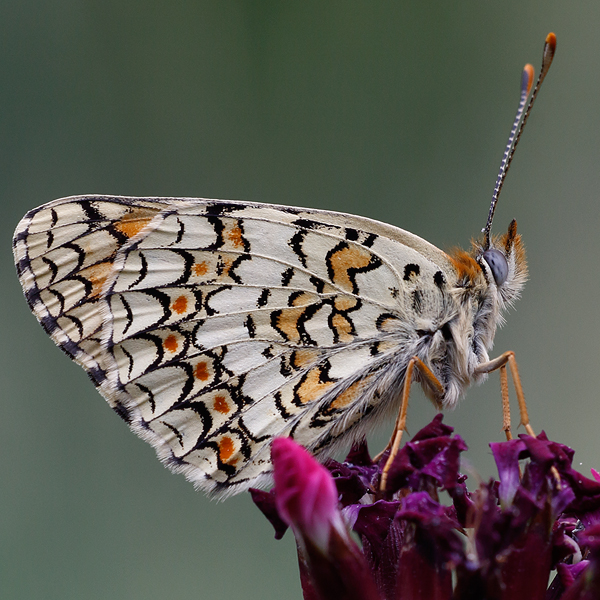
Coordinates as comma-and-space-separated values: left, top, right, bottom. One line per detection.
523, 64, 535, 95
482, 33, 556, 249
542, 33, 557, 73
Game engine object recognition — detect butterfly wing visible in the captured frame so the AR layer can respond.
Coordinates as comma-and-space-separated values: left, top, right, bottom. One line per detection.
13, 195, 457, 497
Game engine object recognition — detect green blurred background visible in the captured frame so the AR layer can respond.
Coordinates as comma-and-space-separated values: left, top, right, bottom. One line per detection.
2, 2, 599, 599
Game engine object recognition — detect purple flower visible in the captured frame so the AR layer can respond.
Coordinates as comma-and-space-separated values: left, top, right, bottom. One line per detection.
265, 437, 380, 600
551, 523, 600, 600
271, 437, 346, 552
251, 417, 600, 600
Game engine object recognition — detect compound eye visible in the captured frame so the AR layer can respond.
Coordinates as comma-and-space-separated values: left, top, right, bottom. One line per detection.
482, 248, 509, 286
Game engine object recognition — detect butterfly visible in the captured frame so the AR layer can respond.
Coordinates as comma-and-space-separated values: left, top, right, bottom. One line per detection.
12, 34, 556, 499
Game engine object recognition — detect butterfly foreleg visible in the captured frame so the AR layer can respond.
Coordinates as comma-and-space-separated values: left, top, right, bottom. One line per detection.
379, 356, 444, 492
474, 350, 535, 439
500, 363, 512, 440
475, 351, 564, 487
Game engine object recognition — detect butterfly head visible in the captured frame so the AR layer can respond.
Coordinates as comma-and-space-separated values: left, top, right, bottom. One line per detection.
475, 219, 528, 310
435, 221, 527, 406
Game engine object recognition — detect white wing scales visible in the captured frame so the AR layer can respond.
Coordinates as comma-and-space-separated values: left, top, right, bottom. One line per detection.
13, 195, 457, 497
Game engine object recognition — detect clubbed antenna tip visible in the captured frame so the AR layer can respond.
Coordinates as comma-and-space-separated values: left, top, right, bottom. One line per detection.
482, 33, 556, 250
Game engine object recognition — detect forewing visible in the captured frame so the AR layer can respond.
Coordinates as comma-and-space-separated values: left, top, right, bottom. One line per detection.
13, 195, 455, 497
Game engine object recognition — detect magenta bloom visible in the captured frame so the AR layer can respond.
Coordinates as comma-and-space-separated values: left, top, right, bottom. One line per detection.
252, 437, 380, 600
251, 416, 600, 600
271, 437, 345, 552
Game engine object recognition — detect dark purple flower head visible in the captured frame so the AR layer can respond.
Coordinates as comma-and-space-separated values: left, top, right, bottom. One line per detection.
251, 416, 600, 600
552, 523, 600, 600
382, 414, 467, 496
453, 431, 600, 600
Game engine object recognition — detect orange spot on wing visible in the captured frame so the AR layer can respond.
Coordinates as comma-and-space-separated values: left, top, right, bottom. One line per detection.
213, 395, 230, 414
374, 340, 396, 354
377, 315, 401, 333
171, 295, 188, 314
193, 261, 208, 276
329, 376, 373, 410
296, 367, 335, 404
195, 362, 210, 381
218, 436, 236, 463
334, 295, 358, 311
274, 307, 304, 342
114, 208, 158, 238
222, 257, 234, 275
163, 334, 178, 352
80, 261, 114, 297
331, 313, 353, 342
291, 348, 320, 369
227, 224, 244, 249
328, 244, 373, 291
290, 292, 317, 307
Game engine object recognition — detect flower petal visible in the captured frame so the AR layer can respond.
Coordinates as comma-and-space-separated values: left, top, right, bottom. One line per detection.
249, 488, 288, 540
272, 437, 340, 549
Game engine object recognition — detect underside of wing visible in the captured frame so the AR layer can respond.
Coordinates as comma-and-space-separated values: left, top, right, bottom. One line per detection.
13, 195, 455, 497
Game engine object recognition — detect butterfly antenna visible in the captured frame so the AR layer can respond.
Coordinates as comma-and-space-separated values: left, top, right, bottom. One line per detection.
482, 32, 557, 249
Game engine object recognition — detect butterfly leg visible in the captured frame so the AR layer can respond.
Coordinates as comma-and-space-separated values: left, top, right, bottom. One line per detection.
474, 351, 535, 438
500, 364, 512, 440
379, 356, 444, 492
475, 351, 564, 486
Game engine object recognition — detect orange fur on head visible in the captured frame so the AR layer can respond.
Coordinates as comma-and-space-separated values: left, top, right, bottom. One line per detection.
449, 220, 527, 288
499, 220, 527, 274
447, 248, 482, 284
